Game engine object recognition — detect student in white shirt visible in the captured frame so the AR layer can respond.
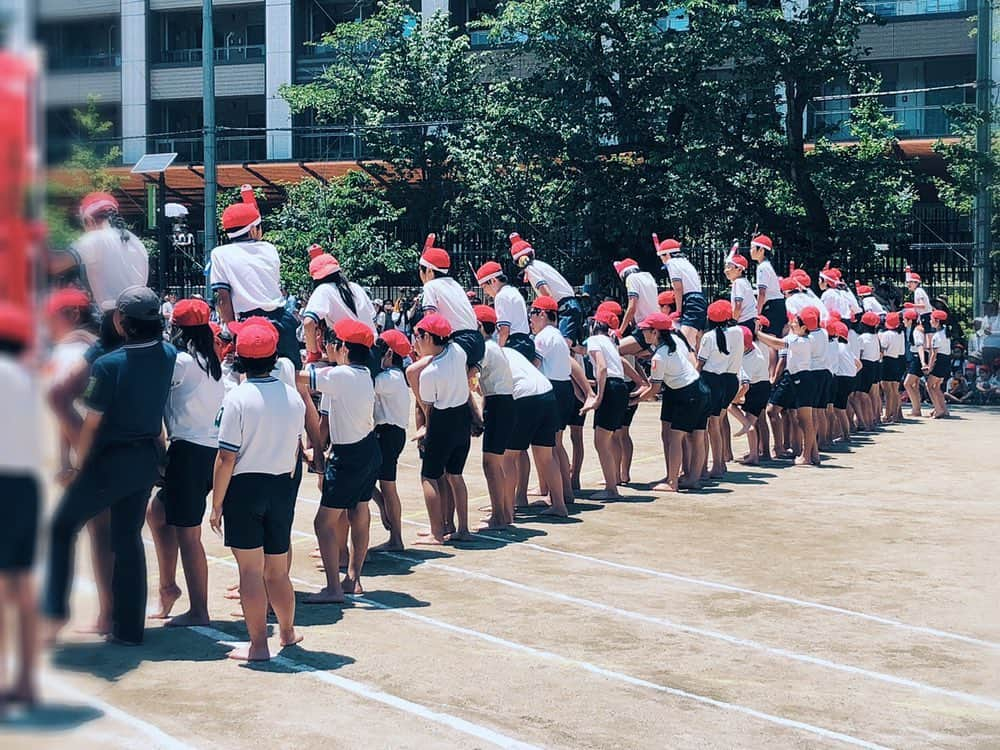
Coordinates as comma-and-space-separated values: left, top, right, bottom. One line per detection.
302, 252, 377, 362
614, 258, 659, 335
854, 281, 885, 317
879, 312, 905, 424
830, 321, 860, 443
146, 299, 224, 628
210, 318, 304, 661
413, 313, 474, 545
902, 309, 925, 417
905, 267, 934, 332
653, 234, 707, 349
750, 235, 785, 336
370, 329, 412, 551
724, 253, 758, 325
857, 311, 883, 431
476, 261, 536, 361
473, 306, 517, 529
301, 319, 381, 601
510, 232, 585, 347
636, 312, 710, 492
728, 324, 771, 466
697, 300, 744, 477
925, 310, 952, 418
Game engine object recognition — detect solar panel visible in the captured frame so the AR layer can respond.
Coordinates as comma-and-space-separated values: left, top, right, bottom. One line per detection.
131, 153, 178, 174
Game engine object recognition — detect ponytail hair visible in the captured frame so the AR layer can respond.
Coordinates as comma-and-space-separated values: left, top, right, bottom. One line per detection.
314, 271, 358, 317
656, 330, 678, 354
173, 324, 222, 381
707, 319, 731, 355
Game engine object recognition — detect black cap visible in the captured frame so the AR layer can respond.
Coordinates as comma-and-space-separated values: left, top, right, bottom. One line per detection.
116, 286, 162, 321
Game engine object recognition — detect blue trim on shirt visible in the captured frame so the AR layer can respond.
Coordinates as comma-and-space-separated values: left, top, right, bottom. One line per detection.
210, 282, 232, 291
302, 310, 321, 323
219, 441, 241, 453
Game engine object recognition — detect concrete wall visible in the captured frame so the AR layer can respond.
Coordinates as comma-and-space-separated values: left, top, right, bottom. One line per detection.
148, 0, 260, 10
44, 70, 121, 106
121, 0, 147, 163
37, 0, 119, 20
858, 17, 975, 60
265, 0, 292, 160
150, 64, 266, 100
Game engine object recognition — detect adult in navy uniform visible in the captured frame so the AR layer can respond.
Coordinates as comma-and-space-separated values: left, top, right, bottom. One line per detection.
210, 188, 302, 369
44, 287, 176, 645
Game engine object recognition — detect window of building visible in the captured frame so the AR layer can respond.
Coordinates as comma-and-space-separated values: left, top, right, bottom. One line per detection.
38, 20, 120, 71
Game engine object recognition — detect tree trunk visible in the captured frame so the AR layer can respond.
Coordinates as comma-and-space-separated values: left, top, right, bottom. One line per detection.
784, 82, 832, 251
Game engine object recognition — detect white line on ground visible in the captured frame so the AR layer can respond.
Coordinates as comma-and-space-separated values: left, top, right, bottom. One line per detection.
378, 551, 1000, 711
204, 546, 892, 750
187, 625, 540, 750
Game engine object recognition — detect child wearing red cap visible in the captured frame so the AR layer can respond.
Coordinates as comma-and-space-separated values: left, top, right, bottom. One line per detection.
302, 253, 377, 362
925, 310, 951, 418
413, 313, 474, 544
511, 232, 585, 348
857, 311, 883, 430
830, 322, 860, 444
210, 318, 304, 659
0, 303, 41, 706
636, 313, 710, 491
614, 258, 659, 336
905, 267, 933, 332
477, 261, 535, 361
750, 235, 786, 336
145, 299, 225, 627
879, 313, 905, 424
370, 329, 412, 550
758, 313, 816, 465
653, 234, 706, 349
697, 300, 743, 477
299, 319, 381, 600
724, 251, 758, 325
729, 324, 771, 465
902, 309, 925, 417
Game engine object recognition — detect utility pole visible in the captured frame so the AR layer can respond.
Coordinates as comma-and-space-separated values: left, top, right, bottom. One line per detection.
973, 0, 993, 316
203, 0, 217, 298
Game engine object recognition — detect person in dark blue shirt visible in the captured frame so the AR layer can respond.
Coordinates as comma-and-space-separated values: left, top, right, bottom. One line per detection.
44, 286, 177, 646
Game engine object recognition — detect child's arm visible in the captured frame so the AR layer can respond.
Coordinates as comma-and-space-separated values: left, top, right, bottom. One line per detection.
71, 411, 103, 473
619, 298, 637, 336
581, 350, 607, 414
209, 451, 237, 535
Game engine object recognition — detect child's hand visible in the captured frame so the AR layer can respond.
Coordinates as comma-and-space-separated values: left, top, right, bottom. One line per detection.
209, 507, 223, 538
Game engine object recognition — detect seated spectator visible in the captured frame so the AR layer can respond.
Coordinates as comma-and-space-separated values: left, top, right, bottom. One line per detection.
944, 373, 972, 404
975, 366, 994, 394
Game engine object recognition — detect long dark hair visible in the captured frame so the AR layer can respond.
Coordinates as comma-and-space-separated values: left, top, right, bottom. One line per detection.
173, 324, 222, 381
707, 319, 731, 355
315, 271, 358, 317
656, 330, 679, 354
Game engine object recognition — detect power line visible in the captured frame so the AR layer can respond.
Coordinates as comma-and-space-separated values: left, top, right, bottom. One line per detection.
811, 82, 976, 102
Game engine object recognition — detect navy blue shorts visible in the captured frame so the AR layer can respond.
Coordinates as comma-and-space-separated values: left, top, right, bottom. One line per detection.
323, 432, 381, 509
930, 354, 951, 379
882, 356, 905, 383
680, 292, 708, 331
375, 424, 406, 482
661, 379, 711, 433
223, 472, 296, 554
594, 377, 630, 432
451, 329, 486, 369
557, 297, 585, 346
504, 332, 537, 362
814, 370, 834, 409
0, 474, 39, 571
769, 371, 796, 409
422, 404, 472, 479
549, 379, 576, 432
742, 380, 771, 417
906, 356, 923, 377
567, 391, 586, 427
760, 298, 787, 336
834, 375, 853, 410
701, 370, 739, 416
858, 360, 878, 392
482, 394, 515, 456
159, 440, 215, 527
509, 391, 558, 450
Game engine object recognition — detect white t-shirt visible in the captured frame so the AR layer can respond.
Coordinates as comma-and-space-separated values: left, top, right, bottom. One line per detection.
421, 277, 478, 332
494, 285, 529, 336
479, 339, 514, 397
304, 282, 377, 333
755, 260, 782, 302
209, 240, 284, 314
913, 286, 933, 316
665, 256, 702, 294
931, 329, 951, 356
786, 292, 828, 324
784, 334, 811, 374
740, 342, 770, 384
419, 343, 470, 409
46, 336, 92, 387
825, 337, 839, 372
848, 328, 861, 360
861, 296, 886, 315
835, 341, 858, 377
911, 327, 925, 353
523, 260, 575, 302
160, 301, 174, 320
807, 328, 829, 371
0, 356, 41, 474
164, 351, 225, 448
503, 347, 554, 400
310, 364, 375, 445
71, 226, 149, 311
879, 329, 905, 358
271, 357, 297, 390
821, 288, 851, 319
585, 334, 625, 379
217, 377, 304, 476
697, 327, 744, 374
651, 343, 700, 390
534, 325, 572, 381
859, 332, 881, 362
730, 277, 758, 322
374, 367, 410, 429
625, 271, 659, 323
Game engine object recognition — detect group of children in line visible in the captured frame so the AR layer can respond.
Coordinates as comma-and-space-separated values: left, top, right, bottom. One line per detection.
0, 189, 959, 699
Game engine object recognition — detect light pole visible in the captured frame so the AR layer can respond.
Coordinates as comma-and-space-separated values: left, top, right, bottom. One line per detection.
203, 0, 217, 298
972, 0, 993, 316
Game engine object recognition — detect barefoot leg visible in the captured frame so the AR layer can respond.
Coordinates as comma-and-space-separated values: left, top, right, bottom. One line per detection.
263, 552, 300, 647
231, 547, 269, 659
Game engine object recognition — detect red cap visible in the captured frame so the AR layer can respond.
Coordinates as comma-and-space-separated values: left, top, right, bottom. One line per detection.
613, 258, 638, 277
379, 329, 412, 358
416, 313, 452, 338
172, 298, 211, 327
230, 317, 278, 358
307, 243, 324, 260
905, 266, 921, 283
652, 234, 681, 257
820, 267, 842, 285
750, 234, 772, 252
476, 261, 503, 285
707, 300, 734, 323
832, 322, 849, 339
474, 304, 497, 324
828, 310, 842, 322
239, 184, 258, 209
0, 302, 32, 345
79, 191, 119, 219
637, 312, 673, 331
931, 309, 948, 322
420, 234, 450, 272
45, 287, 90, 317
594, 310, 619, 329
756, 314, 769, 327
531, 296, 558, 312
793, 269, 811, 288
861, 311, 880, 327
726, 254, 748, 270
596, 300, 623, 317
902, 309, 919, 321
798, 307, 820, 331
902, 302, 916, 309
309, 254, 341, 280
779, 277, 799, 293
884, 312, 900, 330
333, 319, 375, 348
740, 325, 754, 350
466, 290, 478, 300
855, 281, 873, 296
509, 232, 534, 260
657, 290, 675, 306
222, 202, 262, 238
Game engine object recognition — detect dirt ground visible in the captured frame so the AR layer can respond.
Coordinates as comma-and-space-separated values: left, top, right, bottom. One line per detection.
4, 403, 1000, 750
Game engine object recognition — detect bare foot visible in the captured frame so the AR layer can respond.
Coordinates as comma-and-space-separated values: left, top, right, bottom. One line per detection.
413, 535, 446, 546
104, 634, 142, 647
678, 478, 701, 490
223, 588, 241, 601
228, 642, 270, 661
149, 584, 182, 619
478, 518, 510, 531
733, 423, 750, 438
341, 575, 364, 595
164, 611, 210, 628
793, 456, 812, 466
737, 457, 759, 466
279, 629, 303, 648
445, 530, 475, 542
539, 507, 568, 517
709, 465, 726, 478
526, 487, 548, 498
590, 490, 622, 500
309, 548, 323, 559
651, 482, 678, 492
304, 588, 346, 604
73, 618, 111, 637
369, 539, 405, 553
44, 618, 69, 646
477, 504, 493, 512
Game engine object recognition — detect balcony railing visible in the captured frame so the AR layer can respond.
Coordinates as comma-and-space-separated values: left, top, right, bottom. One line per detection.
156, 44, 265, 66
294, 132, 369, 161
47, 53, 121, 71
46, 136, 122, 165
809, 104, 959, 140
861, 0, 972, 16
151, 134, 267, 163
